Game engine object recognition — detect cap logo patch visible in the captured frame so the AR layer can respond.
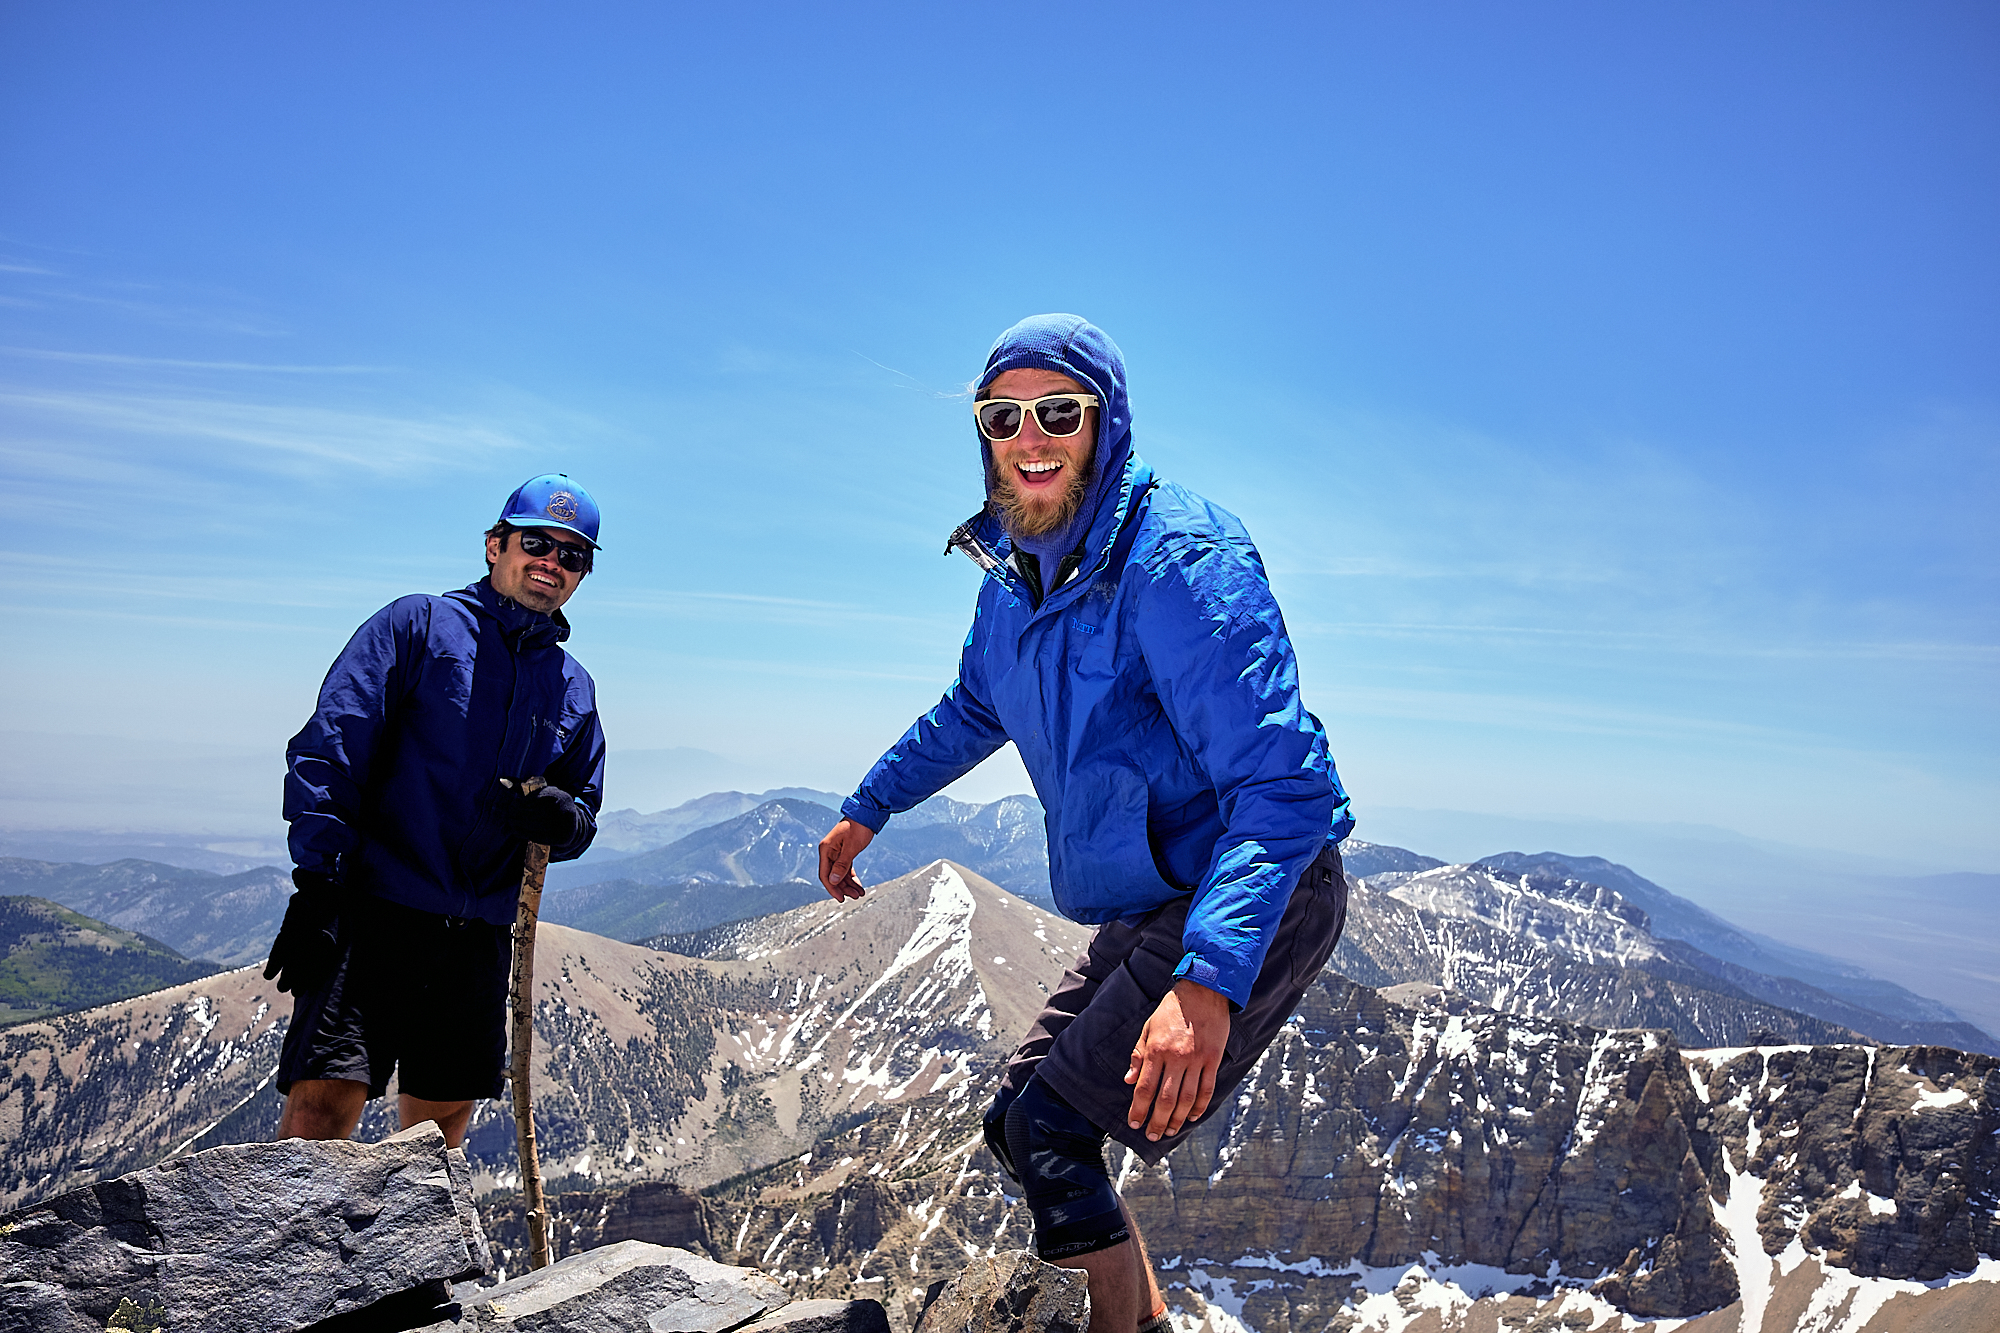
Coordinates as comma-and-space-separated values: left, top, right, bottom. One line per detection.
545, 491, 579, 521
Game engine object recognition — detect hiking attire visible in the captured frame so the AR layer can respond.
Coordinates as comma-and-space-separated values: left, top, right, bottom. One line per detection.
841, 314, 1352, 1170
276, 576, 605, 1098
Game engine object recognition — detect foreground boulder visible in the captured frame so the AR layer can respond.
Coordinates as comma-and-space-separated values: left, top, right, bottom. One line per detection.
0, 1122, 489, 1333
914, 1252, 1088, 1333
420, 1240, 885, 1332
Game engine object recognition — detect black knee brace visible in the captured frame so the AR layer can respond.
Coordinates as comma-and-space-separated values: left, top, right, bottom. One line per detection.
982, 1081, 1023, 1183
1000, 1076, 1131, 1261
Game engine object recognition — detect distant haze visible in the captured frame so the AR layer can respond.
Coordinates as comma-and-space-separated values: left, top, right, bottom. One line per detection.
3, 747, 1993, 1041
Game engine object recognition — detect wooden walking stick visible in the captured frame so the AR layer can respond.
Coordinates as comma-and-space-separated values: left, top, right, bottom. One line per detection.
505, 775, 553, 1272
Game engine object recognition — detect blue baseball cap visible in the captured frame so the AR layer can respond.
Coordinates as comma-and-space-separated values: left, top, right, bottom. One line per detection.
497, 473, 601, 548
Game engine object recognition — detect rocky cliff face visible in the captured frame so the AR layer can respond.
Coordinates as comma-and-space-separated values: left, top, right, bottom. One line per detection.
694, 981, 1998, 1332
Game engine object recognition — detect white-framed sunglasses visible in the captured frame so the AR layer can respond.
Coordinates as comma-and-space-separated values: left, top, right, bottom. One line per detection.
974, 393, 1101, 442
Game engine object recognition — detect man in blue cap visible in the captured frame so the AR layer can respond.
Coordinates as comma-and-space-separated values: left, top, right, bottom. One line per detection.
818, 317, 1353, 1333
266, 473, 608, 1149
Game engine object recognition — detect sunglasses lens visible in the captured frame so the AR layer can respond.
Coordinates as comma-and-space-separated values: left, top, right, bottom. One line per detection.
978, 401, 1023, 440
518, 531, 588, 572
1035, 397, 1085, 437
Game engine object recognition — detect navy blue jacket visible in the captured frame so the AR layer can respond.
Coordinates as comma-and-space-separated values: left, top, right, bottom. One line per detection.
284, 578, 605, 925
844, 315, 1352, 1008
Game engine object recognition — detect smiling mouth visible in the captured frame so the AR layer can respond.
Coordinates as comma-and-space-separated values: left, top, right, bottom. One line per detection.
527, 573, 561, 590
1016, 459, 1063, 485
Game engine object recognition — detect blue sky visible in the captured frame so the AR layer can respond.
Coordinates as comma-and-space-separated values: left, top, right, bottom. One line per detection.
2, 2, 1995, 871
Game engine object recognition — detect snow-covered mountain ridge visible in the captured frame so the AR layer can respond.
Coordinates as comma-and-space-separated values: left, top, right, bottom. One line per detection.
1377, 861, 1662, 967
1333, 855, 1999, 1055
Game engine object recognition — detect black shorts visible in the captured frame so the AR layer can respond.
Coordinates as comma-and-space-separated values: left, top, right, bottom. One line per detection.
999, 841, 1348, 1165
277, 896, 513, 1103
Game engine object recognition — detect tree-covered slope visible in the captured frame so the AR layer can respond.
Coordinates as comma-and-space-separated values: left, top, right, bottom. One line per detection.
0, 896, 217, 1026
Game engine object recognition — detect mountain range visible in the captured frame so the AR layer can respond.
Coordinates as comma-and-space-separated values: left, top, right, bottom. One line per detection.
2, 858, 1995, 1331
547, 794, 1055, 906
0, 861, 1093, 1213
0, 857, 290, 969
4, 790, 1987, 1059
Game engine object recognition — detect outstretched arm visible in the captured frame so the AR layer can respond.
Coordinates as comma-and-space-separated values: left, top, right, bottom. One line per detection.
839, 672, 1009, 832
825, 608, 1012, 894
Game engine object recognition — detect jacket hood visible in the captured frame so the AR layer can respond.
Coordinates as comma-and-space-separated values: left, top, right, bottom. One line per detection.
462, 577, 571, 648
976, 314, 1135, 568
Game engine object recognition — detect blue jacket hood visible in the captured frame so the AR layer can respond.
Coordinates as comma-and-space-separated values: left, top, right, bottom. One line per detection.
976, 314, 1134, 569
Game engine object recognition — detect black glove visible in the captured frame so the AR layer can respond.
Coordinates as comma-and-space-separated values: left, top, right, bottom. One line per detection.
506, 781, 585, 847
263, 870, 343, 995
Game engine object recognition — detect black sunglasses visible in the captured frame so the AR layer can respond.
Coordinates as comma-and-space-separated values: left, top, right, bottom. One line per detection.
516, 529, 593, 573
975, 393, 1101, 442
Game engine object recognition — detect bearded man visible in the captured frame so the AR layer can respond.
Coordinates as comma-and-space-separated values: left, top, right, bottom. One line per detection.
817, 315, 1353, 1333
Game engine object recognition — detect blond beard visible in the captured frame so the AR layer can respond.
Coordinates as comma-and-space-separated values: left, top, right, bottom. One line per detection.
989, 453, 1096, 539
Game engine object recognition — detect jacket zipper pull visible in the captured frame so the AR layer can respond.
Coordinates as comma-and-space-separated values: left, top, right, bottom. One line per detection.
945, 515, 1002, 573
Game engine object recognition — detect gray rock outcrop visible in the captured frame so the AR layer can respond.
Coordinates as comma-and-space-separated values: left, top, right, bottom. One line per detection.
913, 1252, 1087, 1333
745, 1296, 894, 1333
0, 1123, 489, 1333
418, 1240, 894, 1333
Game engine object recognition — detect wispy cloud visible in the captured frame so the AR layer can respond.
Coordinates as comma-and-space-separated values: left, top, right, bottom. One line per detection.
0, 549, 448, 613
591, 586, 956, 633
0, 600, 334, 636
1290, 616, 2000, 665
0, 386, 527, 473
0, 346, 389, 374
12, 286, 288, 338
1333, 682, 1856, 752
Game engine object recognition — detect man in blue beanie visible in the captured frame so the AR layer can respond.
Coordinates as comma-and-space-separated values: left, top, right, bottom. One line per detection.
818, 317, 1353, 1333
267, 474, 607, 1150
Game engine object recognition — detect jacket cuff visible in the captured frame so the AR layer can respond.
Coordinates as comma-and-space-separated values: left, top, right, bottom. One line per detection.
292, 866, 342, 895
840, 794, 891, 834
1172, 952, 1246, 1010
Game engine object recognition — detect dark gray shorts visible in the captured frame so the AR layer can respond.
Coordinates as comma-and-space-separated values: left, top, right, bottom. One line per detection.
277, 896, 512, 1103
1001, 841, 1348, 1165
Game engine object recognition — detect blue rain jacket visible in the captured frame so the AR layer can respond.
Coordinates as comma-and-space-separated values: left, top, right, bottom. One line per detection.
844, 315, 1352, 1007
284, 578, 605, 925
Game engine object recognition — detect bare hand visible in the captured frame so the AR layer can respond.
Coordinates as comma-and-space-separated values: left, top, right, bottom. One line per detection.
818, 818, 874, 901
1124, 979, 1231, 1141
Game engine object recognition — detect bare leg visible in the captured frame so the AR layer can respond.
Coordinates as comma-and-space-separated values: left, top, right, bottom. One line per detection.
1053, 1202, 1162, 1333
278, 1078, 368, 1140
399, 1095, 475, 1148
1124, 1201, 1166, 1316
